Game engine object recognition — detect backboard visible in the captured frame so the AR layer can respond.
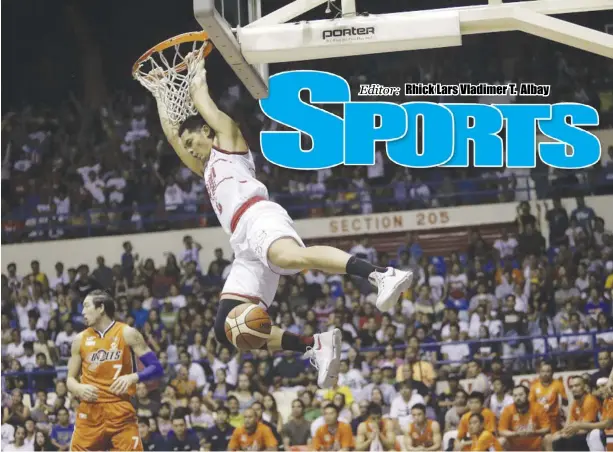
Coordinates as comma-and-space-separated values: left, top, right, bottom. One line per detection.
194, 0, 269, 99
195, 0, 613, 99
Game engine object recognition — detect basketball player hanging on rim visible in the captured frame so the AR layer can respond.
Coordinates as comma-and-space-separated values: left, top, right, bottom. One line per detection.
147, 53, 413, 389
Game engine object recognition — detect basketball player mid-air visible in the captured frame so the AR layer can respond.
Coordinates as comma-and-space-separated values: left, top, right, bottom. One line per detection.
67, 290, 164, 450
150, 54, 413, 389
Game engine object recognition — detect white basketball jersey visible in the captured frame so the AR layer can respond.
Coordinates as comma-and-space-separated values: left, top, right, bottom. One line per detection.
204, 147, 269, 234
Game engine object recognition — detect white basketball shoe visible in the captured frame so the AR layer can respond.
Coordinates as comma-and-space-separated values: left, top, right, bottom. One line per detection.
370, 267, 414, 312
303, 329, 342, 389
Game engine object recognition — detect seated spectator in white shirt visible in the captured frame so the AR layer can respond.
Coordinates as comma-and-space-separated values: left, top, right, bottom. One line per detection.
390, 380, 426, 433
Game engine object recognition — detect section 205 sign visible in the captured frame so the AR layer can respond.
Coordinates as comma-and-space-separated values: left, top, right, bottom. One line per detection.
258, 71, 602, 170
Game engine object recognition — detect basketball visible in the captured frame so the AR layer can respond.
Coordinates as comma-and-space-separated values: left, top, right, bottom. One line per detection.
224, 303, 272, 350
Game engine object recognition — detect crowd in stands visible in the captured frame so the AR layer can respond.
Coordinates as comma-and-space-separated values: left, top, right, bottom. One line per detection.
2, 194, 613, 450
3, 28, 613, 244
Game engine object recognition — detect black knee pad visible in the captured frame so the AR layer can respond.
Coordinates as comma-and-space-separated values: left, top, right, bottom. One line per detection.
214, 299, 245, 348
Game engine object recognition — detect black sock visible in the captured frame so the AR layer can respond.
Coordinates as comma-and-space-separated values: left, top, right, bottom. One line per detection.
345, 256, 387, 279
281, 332, 314, 353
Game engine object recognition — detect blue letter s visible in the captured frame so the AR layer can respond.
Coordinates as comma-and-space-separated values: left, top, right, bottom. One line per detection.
538, 103, 601, 169
259, 71, 349, 170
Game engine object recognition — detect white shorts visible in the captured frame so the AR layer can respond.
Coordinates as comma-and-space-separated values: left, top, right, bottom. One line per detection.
221, 201, 305, 307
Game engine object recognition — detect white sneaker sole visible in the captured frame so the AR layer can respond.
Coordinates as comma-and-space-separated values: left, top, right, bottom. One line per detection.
318, 328, 342, 389
376, 270, 414, 312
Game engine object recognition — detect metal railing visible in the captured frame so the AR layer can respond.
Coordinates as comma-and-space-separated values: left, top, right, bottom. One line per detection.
3, 329, 610, 393
2, 172, 606, 243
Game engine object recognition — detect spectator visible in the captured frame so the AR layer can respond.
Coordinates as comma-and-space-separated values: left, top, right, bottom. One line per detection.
226, 396, 244, 428
488, 378, 513, 420
591, 351, 613, 389
3, 390, 30, 426
517, 223, 546, 258
571, 196, 596, 237
545, 198, 569, 246
493, 229, 518, 260
8, 425, 31, 452
171, 365, 198, 402
281, 399, 311, 449
32, 353, 56, 391
49, 407, 73, 451
444, 390, 469, 432
92, 256, 113, 290
466, 361, 490, 399
2, 418, 15, 449
33, 430, 54, 451
166, 415, 200, 451
204, 406, 235, 452
389, 380, 426, 434
185, 395, 215, 433
138, 417, 167, 451
22, 419, 35, 450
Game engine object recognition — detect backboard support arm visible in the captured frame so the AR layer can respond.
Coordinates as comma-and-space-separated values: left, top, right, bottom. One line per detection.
194, 0, 269, 98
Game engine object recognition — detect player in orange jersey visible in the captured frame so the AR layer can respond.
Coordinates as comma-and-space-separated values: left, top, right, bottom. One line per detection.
529, 361, 568, 432
355, 403, 397, 451
455, 392, 497, 451
466, 413, 503, 452
228, 408, 278, 451
404, 404, 441, 451
67, 290, 163, 451
312, 404, 354, 451
582, 378, 613, 452
543, 375, 601, 451
498, 385, 551, 451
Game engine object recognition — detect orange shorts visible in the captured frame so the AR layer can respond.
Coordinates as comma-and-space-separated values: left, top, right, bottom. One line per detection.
71, 400, 143, 451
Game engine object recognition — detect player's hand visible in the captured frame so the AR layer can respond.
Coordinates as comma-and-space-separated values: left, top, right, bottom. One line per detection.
109, 373, 139, 395
77, 384, 99, 402
186, 51, 206, 78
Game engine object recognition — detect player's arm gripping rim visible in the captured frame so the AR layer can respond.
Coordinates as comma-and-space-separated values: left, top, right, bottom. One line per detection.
66, 333, 99, 402
108, 326, 164, 395
151, 70, 205, 177
186, 53, 249, 154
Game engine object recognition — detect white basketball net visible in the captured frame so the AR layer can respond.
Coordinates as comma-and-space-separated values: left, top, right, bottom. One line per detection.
133, 39, 208, 126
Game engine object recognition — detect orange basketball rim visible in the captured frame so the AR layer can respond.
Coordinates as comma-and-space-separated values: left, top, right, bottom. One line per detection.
132, 31, 214, 78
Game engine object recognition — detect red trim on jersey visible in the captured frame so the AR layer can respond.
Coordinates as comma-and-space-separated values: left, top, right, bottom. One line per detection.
220, 292, 263, 303
230, 196, 266, 232
212, 145, 248, 155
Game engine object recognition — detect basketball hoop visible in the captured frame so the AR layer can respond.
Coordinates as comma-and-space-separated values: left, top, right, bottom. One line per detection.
133, 31, 214, 125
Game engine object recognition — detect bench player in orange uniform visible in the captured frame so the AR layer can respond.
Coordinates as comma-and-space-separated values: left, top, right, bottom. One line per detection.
466, 414, 503, 452
543, 375, 601, 451
583, 378, 613, 451
455, 392, 497, 451
529, 361, 568, 432
355, 403, 397, 451
228, 408, 278, 451
498, 385, 551, 451
404, 404, 442, 451
67, 290, 164, 450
